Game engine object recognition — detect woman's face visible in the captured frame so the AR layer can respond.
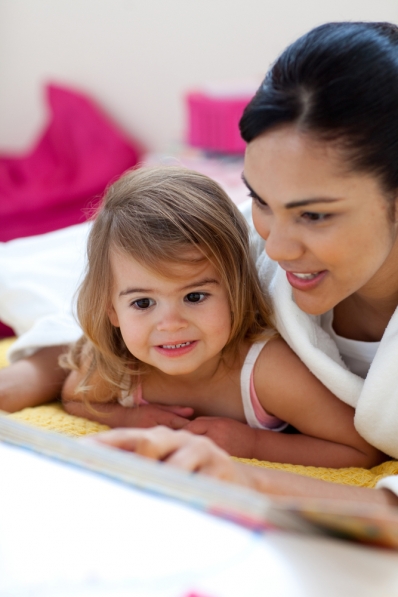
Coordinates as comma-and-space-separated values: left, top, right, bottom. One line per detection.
243, 126, 398, 315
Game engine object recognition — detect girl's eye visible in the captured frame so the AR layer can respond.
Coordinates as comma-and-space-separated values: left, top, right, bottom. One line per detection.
132, 298, 155, 310
301, 212, 330, 222
185, 292, 207, 303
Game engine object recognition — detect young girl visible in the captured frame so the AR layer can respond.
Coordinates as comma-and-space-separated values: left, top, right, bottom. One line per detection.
61, 165, 383, 468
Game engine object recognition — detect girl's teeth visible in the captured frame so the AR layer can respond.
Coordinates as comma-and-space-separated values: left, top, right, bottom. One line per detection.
162, 342, 192, 349
293, 272, 319, 280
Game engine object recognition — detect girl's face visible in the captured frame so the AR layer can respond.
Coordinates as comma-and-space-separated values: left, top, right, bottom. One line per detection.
244, 127, 398, 315
108, 248, 232, 377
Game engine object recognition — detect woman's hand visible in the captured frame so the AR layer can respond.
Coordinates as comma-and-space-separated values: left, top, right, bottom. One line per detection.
90, 426, 249, 483
86, 426, 398, 511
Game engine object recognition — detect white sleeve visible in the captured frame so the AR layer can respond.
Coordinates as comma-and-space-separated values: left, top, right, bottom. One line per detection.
0, 223, 90, 361
375, 475, 398, 496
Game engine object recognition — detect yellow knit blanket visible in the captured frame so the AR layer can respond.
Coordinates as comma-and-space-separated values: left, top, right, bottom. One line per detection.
1, 338, 397, 488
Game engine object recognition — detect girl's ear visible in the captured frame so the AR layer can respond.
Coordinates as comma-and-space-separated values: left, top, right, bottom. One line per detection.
107, 304, 120, 327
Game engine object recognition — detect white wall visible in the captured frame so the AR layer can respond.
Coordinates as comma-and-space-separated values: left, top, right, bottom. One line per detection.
0, 0, 397, 152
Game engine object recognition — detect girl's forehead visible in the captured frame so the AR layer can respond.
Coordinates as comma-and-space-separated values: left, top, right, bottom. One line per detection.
109, 246, 219, 284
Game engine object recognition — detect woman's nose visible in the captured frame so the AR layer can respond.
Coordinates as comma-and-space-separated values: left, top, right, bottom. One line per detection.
262, 220, 304, 263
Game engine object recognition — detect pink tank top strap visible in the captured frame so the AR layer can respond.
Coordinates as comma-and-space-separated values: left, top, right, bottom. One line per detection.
241, 341, 288, 431
118, 379, 148, 407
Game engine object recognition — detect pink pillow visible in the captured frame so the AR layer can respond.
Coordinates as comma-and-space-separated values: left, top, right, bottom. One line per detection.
0, 84, 142, 241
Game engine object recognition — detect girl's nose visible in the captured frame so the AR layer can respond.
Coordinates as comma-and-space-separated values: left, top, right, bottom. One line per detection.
262, 220, 304, 263
156, 305, 188, 332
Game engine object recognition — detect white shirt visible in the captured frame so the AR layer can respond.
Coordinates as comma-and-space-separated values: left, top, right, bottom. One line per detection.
321, 311, 380, 379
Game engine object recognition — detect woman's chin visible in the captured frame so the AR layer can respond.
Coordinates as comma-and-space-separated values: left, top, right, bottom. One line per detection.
292, 288, 335, 316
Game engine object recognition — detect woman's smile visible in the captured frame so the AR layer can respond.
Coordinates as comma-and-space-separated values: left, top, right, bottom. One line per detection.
285, 270, 327, 291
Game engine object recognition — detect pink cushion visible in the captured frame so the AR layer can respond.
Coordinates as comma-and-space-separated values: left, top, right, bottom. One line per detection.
0, 84, 142, 241
0, 322, 13, 338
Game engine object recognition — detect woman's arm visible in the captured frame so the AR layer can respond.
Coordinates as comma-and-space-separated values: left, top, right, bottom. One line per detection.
89, 426, 398, 510
0, 345, 68, 412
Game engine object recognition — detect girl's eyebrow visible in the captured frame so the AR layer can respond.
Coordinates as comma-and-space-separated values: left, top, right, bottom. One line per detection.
119, 287, 152, 297
180, 278, 219, 292
119, 278, 219, 298
242, 173, 340, 209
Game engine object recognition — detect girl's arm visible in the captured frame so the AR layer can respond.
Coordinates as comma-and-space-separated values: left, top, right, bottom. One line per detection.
249, 337, 384, 467
89, 427, 398, 510
62, 365, 193, 430
185, 338, 384, 467
0, 346, 68, 412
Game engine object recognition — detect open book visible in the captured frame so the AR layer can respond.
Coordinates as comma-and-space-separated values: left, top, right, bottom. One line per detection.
1, 414, 398, 549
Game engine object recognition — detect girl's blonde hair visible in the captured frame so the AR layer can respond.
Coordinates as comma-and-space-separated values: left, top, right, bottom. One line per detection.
65, 166, 274, 400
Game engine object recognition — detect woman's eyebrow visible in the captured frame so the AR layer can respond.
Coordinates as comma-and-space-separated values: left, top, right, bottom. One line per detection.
285, 198, 340, 209
242, 174, 340, 209
241, 174, 264, 201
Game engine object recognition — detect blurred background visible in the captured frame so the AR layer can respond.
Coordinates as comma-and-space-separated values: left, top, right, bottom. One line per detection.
1, 0, 397, 153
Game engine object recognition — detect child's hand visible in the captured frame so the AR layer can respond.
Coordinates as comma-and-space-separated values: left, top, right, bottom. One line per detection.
126, 404, 194, 430
63, 400, 193, 430
183, 417, 259, 458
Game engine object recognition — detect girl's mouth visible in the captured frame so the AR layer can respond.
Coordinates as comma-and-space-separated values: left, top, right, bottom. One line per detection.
161, 341, 192, 349
155, 341, 197, 357
285, 270, 327, 290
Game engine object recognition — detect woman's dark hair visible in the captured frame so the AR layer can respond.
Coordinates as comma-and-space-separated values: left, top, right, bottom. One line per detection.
240, 22, 398, 194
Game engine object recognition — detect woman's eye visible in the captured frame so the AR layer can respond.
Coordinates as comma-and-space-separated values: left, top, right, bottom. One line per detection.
249, 192, 268, 209
132, 298, 154, 310
302, 212, 330, 222
185, 292, 207, 303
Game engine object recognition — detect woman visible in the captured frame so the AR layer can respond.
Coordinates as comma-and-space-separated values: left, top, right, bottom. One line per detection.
239, 21, 398, 460
170, 21, 398, 461
1, 21, 398, 499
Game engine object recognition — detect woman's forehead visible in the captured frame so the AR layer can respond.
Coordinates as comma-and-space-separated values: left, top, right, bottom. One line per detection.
245, 127, 342, 175
243, 127, 384, 206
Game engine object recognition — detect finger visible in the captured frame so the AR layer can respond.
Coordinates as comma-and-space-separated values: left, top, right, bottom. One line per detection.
165, 444, 211, 472
183, 419, 207, 434
153, 410, 190, 429
198, 458, 240, 483
166, 435, 228, 472
86, 428, 144, 451
88, 426, 184, 460
156, 405, 194, 417
168, 414, 192, 430
130, 427, 197, 459
168, 441, 240, 483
